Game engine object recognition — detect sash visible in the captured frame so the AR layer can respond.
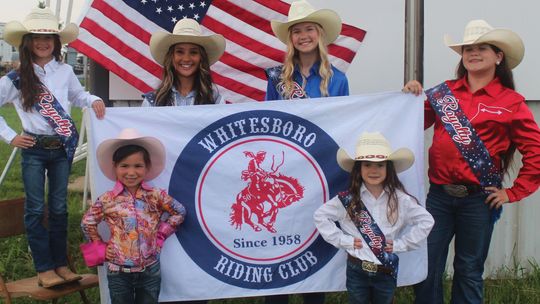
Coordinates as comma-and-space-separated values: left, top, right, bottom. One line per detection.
265, 66, 308, 100
338, 191, 399, 279
7, 70, 79, 162
426, 82, 502, 221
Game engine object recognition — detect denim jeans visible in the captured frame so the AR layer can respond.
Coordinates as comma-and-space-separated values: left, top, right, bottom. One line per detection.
414, 185, 494, 304
107, 261, 161, 304
346, 260, 396, 304
21, 147, 70, 272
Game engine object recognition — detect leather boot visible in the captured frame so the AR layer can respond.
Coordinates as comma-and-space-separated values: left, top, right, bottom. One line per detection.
37, 270, 65, 288
55, 266, 82, 283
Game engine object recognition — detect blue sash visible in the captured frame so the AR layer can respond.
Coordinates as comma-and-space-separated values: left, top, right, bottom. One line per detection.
7, 70, 79, 162
426, 82, 502, 221
265, 65, 308, 100
338, 191, 399, 279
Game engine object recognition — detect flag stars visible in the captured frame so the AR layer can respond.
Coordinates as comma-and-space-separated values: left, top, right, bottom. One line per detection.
193, 13, 200, 20
167, 6, 173, 12
171, 17, 177, 23
140, 0, 147, 4
200, 1, 207, 8
178, 4, 184, 11
189, 2, 195, 9
156, 7, 162, 14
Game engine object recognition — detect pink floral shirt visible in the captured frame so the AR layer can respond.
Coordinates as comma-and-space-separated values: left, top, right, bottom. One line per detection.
81, 181, 186, 268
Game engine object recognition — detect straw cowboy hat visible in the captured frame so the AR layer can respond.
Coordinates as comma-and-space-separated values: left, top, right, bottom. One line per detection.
150, 18, 225, 66
3, 7, 79, 47
444, 19, 524, 69
271, 0, 342, 45
96, 128, 166, 181
337, 132, 415, 173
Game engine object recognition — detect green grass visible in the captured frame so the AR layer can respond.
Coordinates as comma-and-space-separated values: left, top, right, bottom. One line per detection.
1, 106, 539, 303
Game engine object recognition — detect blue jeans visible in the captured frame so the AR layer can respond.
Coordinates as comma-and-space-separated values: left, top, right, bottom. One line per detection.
264, 292, 325, 304
346, 260, 396, 304
21, 147, 70, 272
414, 185, 494, 304
107, 261, 161, 304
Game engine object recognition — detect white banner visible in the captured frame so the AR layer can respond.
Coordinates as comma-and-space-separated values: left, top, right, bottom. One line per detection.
86, 92, 425, 302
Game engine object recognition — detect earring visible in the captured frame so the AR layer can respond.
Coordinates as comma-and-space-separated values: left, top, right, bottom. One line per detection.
496, 61, 501, 65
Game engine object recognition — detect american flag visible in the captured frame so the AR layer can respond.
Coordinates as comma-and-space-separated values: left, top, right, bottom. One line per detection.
71, 0, 366, 103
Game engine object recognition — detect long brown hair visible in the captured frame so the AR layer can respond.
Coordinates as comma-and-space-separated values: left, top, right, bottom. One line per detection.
154, 44, 216, 106
346, 161, 418, 225
18, 34, 62, 111
455, 44, 516, 174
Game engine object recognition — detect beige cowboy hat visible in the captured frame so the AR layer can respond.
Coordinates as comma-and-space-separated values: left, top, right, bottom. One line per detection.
444, 19, 524, 69
337, 132, 415, 173
150, 18, 225, 66
3, 7, 79, 47
96, 128, 166, 181
271, 0, 342, 45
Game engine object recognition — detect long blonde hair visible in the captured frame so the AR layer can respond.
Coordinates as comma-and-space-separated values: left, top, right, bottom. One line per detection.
280, 23, 333, 98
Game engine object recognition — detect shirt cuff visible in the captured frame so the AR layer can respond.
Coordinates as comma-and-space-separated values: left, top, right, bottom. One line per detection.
340, 234, 355, 250
505, 188, 518, 203
1, 128, 17, 144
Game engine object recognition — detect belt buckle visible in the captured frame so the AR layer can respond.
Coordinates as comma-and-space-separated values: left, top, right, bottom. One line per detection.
442, 184, 468, 198
361, 260, 378, 273
41, 137, 62, 149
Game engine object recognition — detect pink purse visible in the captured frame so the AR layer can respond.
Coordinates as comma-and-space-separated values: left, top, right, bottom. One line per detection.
80, 241, 107, 267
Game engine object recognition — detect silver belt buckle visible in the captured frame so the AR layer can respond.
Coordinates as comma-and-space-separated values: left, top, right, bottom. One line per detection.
442, 184, 469, 198
361, 260, 378, 273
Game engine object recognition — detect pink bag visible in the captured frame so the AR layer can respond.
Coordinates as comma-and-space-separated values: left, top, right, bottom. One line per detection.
80, 241, 107, 267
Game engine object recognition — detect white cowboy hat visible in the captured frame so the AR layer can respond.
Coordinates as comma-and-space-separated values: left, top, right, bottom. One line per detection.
3, 7, 79, 47
96, 128, 166, 181
271, 0, 342, 45
337, 132, 415, 173
150, 18, 225, 66
444, 19, 524, 70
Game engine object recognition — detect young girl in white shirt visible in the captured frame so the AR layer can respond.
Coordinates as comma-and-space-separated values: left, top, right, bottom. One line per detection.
314, 132, 434, 304
0, 5, 105, 288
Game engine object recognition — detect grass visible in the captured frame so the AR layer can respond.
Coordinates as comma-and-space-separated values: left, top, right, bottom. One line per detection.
1, 106, 539, 303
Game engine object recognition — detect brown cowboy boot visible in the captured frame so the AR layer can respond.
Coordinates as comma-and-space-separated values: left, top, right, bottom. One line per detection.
37, 270, 65, 288
55, 266, 82, 283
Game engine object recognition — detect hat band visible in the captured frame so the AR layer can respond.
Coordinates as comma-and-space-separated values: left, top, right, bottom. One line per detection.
355, 155, 388, 160
29, 28, 60, 33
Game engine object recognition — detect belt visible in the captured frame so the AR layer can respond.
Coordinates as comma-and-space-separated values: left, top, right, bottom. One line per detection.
24, 131, 63, 150
108, 260, 157, 273
431, 183, 483, 198
347, 255, 392, 275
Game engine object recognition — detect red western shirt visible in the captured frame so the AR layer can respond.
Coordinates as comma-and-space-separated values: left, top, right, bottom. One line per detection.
425, 77, 540, 202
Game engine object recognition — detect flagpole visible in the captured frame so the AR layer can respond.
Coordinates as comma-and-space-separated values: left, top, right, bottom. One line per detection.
404, 0, 424, 84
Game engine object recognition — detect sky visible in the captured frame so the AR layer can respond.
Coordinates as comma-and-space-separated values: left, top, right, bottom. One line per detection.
0, 0, 86, 24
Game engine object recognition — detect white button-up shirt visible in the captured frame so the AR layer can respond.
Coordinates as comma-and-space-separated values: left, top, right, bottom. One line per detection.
0, 59, 101, 143
314, 185, 434, 265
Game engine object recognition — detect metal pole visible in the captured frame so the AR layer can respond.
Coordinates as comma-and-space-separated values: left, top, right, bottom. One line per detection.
55, 0, 62, 18
66, 0, 74, 23
0, 147, 19, 188
404, 0, 424, 84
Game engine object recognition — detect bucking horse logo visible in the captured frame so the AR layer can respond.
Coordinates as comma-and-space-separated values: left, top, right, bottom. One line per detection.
230, 151, 304, 233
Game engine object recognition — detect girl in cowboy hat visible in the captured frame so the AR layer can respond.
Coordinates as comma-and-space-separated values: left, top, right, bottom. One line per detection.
265, 0, 349, 101
0, 5, 106, 288
81, 128, 186, 304
314, 132, 434, 304
403, 20, 540, 303
142, 18, 226, 106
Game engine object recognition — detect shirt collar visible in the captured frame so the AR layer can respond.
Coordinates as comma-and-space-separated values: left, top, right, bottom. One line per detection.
294, 61, 321, 77
33, 59, 59, 76
454, 75, 504, 98
360, 184, 388, 199
111, 180, 153, 197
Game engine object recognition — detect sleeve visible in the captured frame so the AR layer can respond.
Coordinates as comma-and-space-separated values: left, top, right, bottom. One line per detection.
67, 69, 101, 108
265, 77, 280, 101
81, 197, 106, 241
392, 196, 434, 253
313, 196, 355, 250
338, 75, 349, 97
0, 76, 20, 144
424, 98, 436, 130
160, 189, 186, 230
505, 100, 540, 202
